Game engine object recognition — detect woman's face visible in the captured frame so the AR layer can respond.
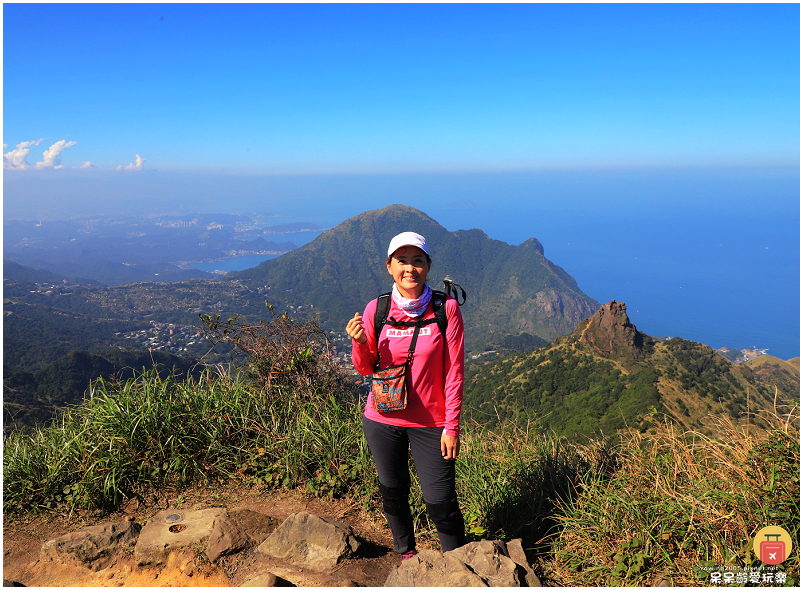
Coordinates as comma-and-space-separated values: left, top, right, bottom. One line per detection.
386, 245, 430, 299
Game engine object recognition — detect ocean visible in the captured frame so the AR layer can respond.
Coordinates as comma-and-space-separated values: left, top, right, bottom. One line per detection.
187, 167, 799, 360
186, 230, 324, 272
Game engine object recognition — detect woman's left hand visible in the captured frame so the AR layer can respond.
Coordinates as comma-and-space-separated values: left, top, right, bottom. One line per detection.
441, 433, 459, 460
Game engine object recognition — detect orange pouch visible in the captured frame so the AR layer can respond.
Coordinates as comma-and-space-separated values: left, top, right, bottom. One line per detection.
371, 363, 408, 412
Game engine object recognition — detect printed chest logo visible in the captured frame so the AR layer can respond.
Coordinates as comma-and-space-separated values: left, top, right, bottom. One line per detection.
386, 327, 432, 338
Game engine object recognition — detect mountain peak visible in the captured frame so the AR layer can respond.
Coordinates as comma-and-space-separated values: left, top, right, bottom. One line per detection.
230, 205, 599, 349
573, 300, 650, 366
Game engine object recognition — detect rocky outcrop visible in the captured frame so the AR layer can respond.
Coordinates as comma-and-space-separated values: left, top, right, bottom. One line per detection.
578, 300, 649, 365
207, 508, 279, 563
257, 511, 361, 571
31, 509, 539, 588
384, 539, 541, 587
39, 519, 140, 571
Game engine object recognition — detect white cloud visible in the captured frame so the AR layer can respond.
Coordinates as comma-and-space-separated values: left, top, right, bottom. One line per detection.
34, 140, 77, 169
75, 161, 95, 169
117, 154, 146, 171
3, 138, 85, 170
3, 138, 45, 169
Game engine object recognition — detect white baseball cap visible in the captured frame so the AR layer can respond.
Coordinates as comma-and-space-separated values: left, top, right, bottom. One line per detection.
387, 232, 429, 257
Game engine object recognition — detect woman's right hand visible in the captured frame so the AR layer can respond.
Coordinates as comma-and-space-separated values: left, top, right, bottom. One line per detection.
346, 312, 367, 344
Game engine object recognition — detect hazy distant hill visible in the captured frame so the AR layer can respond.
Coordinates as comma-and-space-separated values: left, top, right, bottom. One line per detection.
745, 355, 800, 399
3, 214, 301, 286
241, 237, 297, 251
2, 258, 100, 287
464, 301, 797, 440
3, 350, 203, 431
230, 204, 600, 349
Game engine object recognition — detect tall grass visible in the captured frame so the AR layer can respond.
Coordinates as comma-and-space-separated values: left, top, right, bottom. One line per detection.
549, 409, 799, 586
3, 368, 373, 513
4, 364, 798, 586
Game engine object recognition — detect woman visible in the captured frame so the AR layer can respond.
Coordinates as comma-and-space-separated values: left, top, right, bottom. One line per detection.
345, 231, 466, 559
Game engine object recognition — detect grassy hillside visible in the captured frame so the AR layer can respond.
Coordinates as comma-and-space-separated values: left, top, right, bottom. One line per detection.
746, 355, 800, 399
4, 334, 797, 586
465, 301, 798, 440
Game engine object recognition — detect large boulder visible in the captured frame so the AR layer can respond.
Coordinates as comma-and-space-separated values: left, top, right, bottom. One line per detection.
257, 511, 361, 571
134, 508, 224, 566
206, 508, 278, 563
384, 549, 488, 587
39, 520, 140, 571
385, 539, 539, 587
450, 540, 520, 586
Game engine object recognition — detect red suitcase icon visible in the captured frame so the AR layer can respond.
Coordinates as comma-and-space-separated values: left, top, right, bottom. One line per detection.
760, 534, 786, 565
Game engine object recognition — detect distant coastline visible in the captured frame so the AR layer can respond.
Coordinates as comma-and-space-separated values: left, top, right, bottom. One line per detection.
186, 254, 279, 274
715, 346, 770, 364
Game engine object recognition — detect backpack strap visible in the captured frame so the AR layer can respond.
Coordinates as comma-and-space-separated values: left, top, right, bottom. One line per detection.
372, 287, 456, 367
374, 293, 392, 348
375, 290, 452, 342
431, 290, 449, 339
373, 291, 447, 370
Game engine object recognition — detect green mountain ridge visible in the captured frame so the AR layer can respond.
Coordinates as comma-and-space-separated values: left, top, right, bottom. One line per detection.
3, 350, 202, 432
464, 300, 800, 440
4, 204, 597, 429
230, 204, 600, 348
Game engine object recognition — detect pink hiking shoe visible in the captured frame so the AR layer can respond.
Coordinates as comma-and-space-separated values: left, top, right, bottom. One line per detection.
401, 549, 418, 560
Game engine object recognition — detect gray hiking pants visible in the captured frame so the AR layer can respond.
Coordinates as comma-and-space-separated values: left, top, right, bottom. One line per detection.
363, 415, 465, 554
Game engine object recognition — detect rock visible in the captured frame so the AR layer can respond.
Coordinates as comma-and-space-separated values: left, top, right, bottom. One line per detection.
257, 511, 361, 572
582, 300, 647, 362
385, 539, 534, 587
384, 549, 486, 587
39, 520, 141, 571
240, 572, 278, 587
207, 509, 278, 563
134, 508, 224, 567
506, 539, 541, 587
450, 541, 520, 587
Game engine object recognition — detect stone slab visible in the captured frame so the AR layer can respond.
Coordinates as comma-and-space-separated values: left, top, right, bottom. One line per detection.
40, 520, 140, 571
134, 508, 224, 566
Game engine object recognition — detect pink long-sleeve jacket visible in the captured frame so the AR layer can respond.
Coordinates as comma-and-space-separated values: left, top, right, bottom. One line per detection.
352, 295, 465, 436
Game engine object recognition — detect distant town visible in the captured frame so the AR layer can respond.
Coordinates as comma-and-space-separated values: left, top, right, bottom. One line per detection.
715, 346, 769, 364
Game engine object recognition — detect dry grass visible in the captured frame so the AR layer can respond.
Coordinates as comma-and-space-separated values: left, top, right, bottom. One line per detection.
547, 406, 799, 586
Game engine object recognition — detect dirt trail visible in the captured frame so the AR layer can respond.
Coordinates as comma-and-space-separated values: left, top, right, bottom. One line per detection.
3, 487, 405, 587
571, 317, 593, 350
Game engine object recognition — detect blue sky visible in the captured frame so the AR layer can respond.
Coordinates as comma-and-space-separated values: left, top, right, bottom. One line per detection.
4, 3, 799, 176
3, 3, 800, 357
